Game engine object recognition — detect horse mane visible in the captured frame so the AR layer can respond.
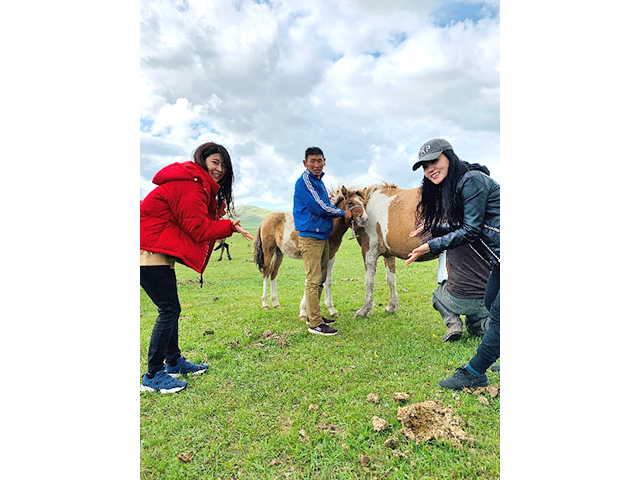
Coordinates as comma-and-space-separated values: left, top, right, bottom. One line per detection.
362, 181, 398, 201
328, 185, 365, 206
329, 182, 396, 205
328, 186, 343, 206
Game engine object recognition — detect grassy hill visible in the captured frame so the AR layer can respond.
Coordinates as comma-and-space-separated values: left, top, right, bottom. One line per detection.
228, 204, 278, 232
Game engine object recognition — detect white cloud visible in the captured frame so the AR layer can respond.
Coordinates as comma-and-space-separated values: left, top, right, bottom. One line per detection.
140, 0, 500, 209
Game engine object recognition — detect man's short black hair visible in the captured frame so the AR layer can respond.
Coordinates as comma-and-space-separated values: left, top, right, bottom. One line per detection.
305, 146, 324, 159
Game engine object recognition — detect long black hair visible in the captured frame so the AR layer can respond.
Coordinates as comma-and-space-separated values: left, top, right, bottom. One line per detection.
193, 142, 235, 217
415, 149, 469, 233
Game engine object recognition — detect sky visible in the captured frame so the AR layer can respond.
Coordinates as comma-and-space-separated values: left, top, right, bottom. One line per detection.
140, 0, 500, 210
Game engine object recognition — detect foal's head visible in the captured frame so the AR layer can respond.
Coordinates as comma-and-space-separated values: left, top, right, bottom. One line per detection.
332, 185, 368, 228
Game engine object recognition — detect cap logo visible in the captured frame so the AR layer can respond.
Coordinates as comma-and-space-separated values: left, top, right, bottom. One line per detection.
420, 144, 431, 156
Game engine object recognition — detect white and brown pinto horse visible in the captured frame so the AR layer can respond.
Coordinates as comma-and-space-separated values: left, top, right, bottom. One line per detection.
253, 186, 368, 319
351, 183, 438, 318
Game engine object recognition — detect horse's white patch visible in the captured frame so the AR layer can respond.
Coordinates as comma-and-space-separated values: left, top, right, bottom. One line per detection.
363, 191, 397, 251
281, 212, 302, 259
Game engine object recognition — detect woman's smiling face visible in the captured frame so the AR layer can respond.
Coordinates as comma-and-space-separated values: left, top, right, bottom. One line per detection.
423, 153, 449, 185
205, 153, 226, 182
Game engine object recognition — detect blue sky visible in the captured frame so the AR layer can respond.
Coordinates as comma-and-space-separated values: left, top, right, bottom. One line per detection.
140, 0, 500, 210
432, 0, 499, 26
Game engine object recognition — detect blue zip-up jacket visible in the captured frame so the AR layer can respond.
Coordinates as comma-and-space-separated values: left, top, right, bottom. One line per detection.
293, 169, 346, 240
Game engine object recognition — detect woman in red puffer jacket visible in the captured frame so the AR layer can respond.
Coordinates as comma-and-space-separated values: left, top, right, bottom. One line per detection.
140, 142, 253, 393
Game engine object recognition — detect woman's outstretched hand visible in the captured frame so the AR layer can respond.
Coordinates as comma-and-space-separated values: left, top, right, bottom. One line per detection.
233, 219, 254, 241
408, 224, 425, 238
405, 242, 430, 266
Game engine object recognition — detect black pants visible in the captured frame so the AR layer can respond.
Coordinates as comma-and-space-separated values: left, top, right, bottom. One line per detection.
140, 266, 182, 376
468, 263, 500, 374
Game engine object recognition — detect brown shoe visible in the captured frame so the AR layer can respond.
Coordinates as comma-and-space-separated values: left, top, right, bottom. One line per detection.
308, 323, 339, 336
433, 298, 463, 342
442, 323, 463, 342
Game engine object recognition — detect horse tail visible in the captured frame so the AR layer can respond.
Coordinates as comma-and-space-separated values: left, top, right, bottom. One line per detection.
253, 225, 266, 273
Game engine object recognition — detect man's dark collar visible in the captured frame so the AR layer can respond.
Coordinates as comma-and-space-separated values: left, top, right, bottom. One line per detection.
306, 168, 325, 180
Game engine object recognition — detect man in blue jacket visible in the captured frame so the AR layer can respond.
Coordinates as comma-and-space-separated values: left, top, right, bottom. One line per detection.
293, 146, 352, 336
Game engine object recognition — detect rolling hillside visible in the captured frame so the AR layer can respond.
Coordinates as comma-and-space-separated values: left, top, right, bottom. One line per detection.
228, 204, 278, 232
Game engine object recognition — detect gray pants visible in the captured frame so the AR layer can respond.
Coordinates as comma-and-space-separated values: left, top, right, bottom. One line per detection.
432, 282, 489, 336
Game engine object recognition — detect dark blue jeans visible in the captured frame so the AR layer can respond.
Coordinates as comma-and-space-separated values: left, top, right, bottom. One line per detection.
140, 266, 182, 376
468, 263, 500, 374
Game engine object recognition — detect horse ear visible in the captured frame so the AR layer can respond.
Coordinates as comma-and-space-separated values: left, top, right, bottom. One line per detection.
341, 185, 348, 196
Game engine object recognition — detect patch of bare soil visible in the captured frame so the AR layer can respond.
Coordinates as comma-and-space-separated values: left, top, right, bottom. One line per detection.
397, 400, 473, 445
246, 330, 290, 348
393, 392, 410, 403
464, 383, 500, 398
371, 416, 389, 432
176, 452, 194, 463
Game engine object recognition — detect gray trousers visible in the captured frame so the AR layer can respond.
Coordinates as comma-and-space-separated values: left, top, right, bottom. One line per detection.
432, 281, 489, 324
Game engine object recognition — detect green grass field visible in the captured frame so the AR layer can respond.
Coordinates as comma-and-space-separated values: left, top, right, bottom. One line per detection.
140, 233, 500, 479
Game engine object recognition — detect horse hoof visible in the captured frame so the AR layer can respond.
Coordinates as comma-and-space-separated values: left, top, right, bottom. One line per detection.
385, 306, 398, 314
273, 305, 281, 309
354, 309, 370, 318
262, 306, 269, 310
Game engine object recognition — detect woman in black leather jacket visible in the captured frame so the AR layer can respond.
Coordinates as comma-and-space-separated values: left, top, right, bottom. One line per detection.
405, 138, 500, 390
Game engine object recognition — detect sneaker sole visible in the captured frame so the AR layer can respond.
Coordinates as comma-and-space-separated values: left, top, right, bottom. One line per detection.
308, 327, 338, 336
140, 384, 187, 394
167, 369, 207, 378
306, 319, 337, 325
438, 379, 490, 391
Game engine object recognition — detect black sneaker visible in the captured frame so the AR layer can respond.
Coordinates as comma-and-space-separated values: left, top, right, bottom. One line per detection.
306, 316, 336, 325
308, 323, 339, 336
438, 366, 490, 390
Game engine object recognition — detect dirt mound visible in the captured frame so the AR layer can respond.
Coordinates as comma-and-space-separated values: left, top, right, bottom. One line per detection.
392, 392, 410, 403
371, 416, 389, 432
246, 329, 289, 348
396, 400, 472, 445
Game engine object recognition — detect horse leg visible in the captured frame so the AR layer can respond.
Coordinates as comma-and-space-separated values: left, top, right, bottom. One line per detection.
226, 245, 232, 260
261, 242, 273, 310
299, 293, 307, 321
261, 274, 270, 310
324, 254, 338, 317
270, 250, 283, 308
384, 256, 399, 314
355, 251, 378, 318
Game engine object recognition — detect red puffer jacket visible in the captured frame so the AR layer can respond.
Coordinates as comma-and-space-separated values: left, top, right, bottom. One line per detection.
140, 161, 236, 274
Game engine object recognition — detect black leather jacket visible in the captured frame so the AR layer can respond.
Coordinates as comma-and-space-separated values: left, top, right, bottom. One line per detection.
426, 166, 500, 264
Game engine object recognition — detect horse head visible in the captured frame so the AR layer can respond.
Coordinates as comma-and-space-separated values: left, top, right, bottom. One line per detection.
333, 185, 368, 228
